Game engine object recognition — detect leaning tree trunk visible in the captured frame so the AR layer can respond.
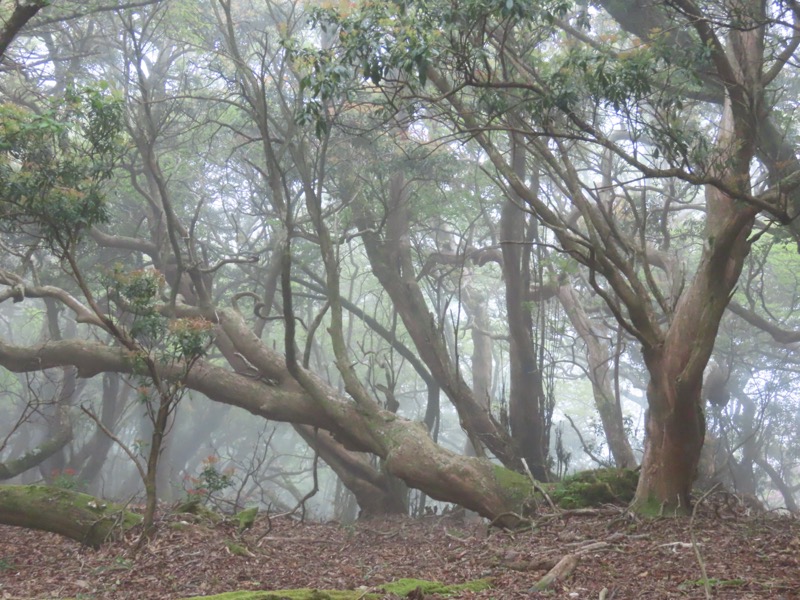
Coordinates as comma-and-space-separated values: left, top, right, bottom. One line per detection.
351, 175, 521, 469
0, 485, 141, 547
0, 327, 534, 525
294, 424, 408, 517
557, 284, 637, 468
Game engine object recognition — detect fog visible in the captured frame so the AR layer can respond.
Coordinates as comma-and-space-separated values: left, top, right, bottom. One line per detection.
1, 0, 799, 524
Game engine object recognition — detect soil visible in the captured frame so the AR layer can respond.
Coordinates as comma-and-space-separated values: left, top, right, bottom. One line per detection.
0, 497, 798, 599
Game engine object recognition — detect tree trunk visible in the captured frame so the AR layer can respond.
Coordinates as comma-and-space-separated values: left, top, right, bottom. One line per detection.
351, 176, 521, 469
634, 355, 706, 513
0, 331, 533, 524
633, 200, 755, 512
72, 373, 128, 493
557, 284, 637, 468
0, 369, 73, 481
294, 425, 407, 517
755, 458, 798, 513
0, 425, 72, 481
632, 0, 764, 510
502, 141, 549, 479
0, 485, 141, 548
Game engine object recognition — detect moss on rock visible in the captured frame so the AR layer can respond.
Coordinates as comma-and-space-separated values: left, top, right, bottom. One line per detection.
175, 499, 223, 524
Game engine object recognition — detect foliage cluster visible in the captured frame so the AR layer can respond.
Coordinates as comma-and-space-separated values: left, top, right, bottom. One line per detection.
0, 86, 124, 253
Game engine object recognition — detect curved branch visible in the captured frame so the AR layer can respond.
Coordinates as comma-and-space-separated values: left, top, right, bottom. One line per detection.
0, 272, 106, 328
0, 1, 48, 59
727, 301, 800, 344
89, 228, 159, 258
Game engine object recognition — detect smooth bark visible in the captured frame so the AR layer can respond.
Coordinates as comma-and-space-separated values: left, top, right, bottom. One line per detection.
557, 284, 637, 468
501, 180, 549, 479
0, 329, 530, 523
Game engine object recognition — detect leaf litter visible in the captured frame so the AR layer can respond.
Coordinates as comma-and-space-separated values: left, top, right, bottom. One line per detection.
0, 499, 798, 599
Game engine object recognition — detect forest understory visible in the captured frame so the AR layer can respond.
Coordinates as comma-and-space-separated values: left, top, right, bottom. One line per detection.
0, 500, 798, 600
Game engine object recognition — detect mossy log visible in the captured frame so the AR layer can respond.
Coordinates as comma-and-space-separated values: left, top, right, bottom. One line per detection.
0, 484, 141, 548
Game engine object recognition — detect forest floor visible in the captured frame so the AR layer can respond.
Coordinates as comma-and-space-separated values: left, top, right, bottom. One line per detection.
0, 497, 798, 599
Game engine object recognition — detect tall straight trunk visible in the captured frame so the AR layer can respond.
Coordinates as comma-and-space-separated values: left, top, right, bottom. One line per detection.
502, 139, 549, 479
72, 373, 127, 491
462, 290, 492, 457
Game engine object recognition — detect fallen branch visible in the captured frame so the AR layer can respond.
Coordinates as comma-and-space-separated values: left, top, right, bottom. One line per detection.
0, 484, 141, 548
575, 541, 610, 554
530, 553, 580, 591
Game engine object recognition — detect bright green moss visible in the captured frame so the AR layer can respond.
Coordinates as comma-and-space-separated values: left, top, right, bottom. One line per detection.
550, 468, 638, 509
382, 577, 493, 595
178, 578, 493, 599
491, 464, 533, 506
179, 590, 353, 600
235, 507, 258, 532
629, 494, 690, 517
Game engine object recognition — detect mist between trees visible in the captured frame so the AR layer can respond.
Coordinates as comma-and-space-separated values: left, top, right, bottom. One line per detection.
0, 0, 799, 529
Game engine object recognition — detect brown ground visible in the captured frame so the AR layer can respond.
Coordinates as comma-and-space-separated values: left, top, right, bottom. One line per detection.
0, 499, 798, 599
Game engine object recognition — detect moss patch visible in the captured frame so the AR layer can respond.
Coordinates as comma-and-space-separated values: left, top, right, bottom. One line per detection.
235, 507, 258, 532
630, 494, 690, 517
382, 577, 492, 595
678, 578, 747, 590
491, 465, 533, 507
0, 484, 142, 548
179, 592, 354, 600
178, 577, 493, 599
224, 541, 252, 558
549, 468, 638, 509
174, 499, 223, 524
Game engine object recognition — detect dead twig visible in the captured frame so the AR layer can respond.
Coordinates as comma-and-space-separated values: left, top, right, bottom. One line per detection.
488, 511, 531, 530
522, 458, 558, 512
691, 483, 721, 600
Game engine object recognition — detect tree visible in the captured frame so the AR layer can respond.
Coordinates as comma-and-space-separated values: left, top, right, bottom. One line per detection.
0, 1, 49, 58
1, 0, 799, 536
303, 0, 800, 512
